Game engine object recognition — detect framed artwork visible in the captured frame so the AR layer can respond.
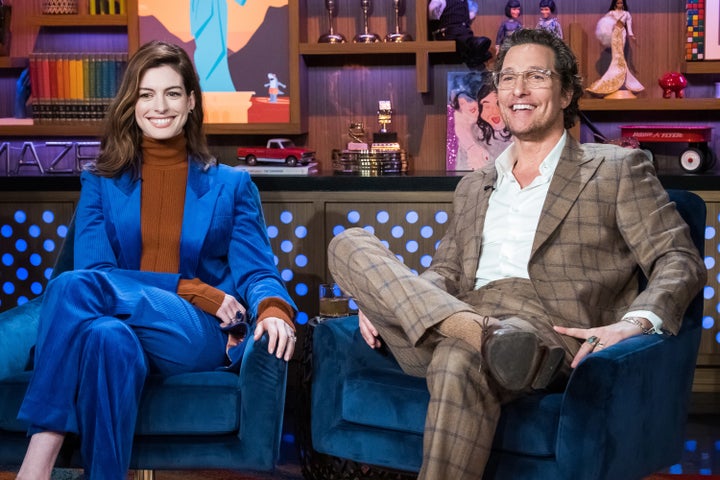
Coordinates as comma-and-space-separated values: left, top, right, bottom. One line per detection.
707, 0, 720, 60
138, 0, 302, 133
445, 70, 511, 172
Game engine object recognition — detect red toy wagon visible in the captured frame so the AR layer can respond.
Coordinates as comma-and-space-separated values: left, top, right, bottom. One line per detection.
620, 125, 715, 173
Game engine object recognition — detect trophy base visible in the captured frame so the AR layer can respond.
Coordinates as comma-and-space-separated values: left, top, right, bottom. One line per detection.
373, 132, 398, 144
385, 32, 413, 43
318, 33, 347, 44
347, 142, 369, 151
354, 33, 381, 43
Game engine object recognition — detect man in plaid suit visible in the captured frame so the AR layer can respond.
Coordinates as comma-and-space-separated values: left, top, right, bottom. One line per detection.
327, 28, 706, 480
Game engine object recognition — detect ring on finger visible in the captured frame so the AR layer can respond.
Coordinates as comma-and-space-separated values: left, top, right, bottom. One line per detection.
586, 335, 599, 346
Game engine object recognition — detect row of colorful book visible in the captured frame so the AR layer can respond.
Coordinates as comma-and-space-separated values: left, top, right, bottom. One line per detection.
28, 52, 127, 123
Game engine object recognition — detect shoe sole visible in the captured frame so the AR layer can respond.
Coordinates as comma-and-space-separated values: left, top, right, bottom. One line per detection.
483, 330, 564, 392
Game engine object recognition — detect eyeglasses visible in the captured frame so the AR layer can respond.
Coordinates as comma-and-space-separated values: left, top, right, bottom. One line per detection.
493, 69, 557, 90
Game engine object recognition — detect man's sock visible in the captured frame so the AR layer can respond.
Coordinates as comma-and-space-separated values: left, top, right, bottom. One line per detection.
435, 311, 491, 351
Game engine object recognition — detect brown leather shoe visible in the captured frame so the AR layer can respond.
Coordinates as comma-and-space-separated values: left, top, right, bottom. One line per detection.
481, 318, 565, 392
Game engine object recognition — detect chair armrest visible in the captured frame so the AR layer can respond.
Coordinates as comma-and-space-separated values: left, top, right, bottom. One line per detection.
310, 316, 361, 443
235, 331, 289, 469
556, 319, 701, 480
0, 297, 43, 380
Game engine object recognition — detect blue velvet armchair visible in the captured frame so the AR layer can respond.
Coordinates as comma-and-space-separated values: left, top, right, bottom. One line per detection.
304, 189, 706, 480
0, 219, 289, 478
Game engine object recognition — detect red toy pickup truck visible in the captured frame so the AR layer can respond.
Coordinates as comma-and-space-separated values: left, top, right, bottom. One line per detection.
236, 138, 315, 167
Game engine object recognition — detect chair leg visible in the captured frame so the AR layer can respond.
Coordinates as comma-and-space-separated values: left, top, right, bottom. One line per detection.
133, 470, 155, 480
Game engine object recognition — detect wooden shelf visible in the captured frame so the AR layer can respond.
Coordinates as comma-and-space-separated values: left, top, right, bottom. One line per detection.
299, 40, 455, 93
0, 57, 28, 69
683, 61, 720, 75
0, 121, 103, 137
299, 41, 455, 56
579, 97, 720, 111
29, 14, 128, 27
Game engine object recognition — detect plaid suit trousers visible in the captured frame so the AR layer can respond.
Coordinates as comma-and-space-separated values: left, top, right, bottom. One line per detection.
328, 227, 574, 480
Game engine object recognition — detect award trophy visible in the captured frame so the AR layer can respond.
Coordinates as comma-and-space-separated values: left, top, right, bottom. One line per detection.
318, 0, 347, 44
347, 122, 369, 150
353, 0, 381, 43
372, 100, 399, 147
385, 0, 413, 43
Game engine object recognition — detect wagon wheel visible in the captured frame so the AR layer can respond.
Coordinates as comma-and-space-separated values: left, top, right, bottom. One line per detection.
679, 147, 705, 173
246, 155, 257, 166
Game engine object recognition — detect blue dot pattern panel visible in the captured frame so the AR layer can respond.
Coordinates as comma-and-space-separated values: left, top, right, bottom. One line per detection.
326, 202, 453, 276
704, 202, 720, 356
0, 202, 75, 312
261, 201, 319, 326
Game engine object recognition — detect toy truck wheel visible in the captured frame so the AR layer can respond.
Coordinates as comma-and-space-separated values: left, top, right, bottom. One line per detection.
246, 155, 257, 166
679, 147, 705, 173
285, 156, 298, 167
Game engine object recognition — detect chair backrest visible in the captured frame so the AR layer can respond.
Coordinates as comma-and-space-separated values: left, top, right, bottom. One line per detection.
50, 213, 75, 279
666, 189, 706, 332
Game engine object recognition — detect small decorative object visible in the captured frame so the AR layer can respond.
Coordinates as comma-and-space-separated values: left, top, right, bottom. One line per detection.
319, 0, 347, 44
496, 0, 523, 55
42, 0, 78, 14
430, 0, 491, 70
658, 72, 687, 99
385, 0, 413, 42
536, 0, 563, 39
347, 122, 369, 150
354, 0, 381, 43
586, 0, 644, 99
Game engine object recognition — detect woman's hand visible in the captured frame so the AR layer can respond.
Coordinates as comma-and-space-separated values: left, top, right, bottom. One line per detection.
255, 316, 296, 361
553, 320, 648, 368
216, 294, 246, 328
358, 309, 382, 349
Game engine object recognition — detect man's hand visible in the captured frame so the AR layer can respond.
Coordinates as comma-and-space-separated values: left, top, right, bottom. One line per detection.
553, 319, 649, 368
358, 310, 382, 349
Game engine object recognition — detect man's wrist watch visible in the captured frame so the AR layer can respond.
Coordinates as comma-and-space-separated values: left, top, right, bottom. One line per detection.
621, 316, 655, 335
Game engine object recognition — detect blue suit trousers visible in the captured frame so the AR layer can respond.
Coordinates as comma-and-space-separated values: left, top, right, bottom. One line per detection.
17, 269, 228, 480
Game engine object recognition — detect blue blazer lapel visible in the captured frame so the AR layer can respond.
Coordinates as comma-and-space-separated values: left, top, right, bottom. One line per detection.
179, 161, 222, 277
107, 172, 142, 269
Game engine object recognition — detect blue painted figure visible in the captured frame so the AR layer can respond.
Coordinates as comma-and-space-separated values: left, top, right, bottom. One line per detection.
495, 0, 522, 54
536, 0, 563, 39
190, 0, 247, 92
264, 73, 286, 103
14, 41, 297, 480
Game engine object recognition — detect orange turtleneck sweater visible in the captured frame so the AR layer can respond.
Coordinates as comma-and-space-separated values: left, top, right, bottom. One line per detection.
139, 134, 293, 330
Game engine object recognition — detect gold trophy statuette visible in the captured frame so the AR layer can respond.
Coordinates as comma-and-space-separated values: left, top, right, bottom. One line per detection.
318, 0, 347, 44
354, 0, 381, 43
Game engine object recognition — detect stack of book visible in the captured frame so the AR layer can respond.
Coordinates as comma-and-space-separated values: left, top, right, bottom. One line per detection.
234, 162, 319, 176
28, 52, 127, 123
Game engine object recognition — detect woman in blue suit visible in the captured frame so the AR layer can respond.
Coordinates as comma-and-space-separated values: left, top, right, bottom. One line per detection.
15, 41, 297, 480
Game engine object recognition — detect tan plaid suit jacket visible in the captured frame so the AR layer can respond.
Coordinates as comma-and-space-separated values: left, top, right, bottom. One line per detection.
422, 136, 706, 337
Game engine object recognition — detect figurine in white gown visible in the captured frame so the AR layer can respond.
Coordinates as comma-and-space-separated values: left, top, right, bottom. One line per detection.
587, 0, 644, 98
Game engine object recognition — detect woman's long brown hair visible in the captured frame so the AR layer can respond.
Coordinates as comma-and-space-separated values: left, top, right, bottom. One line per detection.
92, 41, 213, 179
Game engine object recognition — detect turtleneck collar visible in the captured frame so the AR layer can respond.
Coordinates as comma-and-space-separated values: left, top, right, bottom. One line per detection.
141, 133, 188, 167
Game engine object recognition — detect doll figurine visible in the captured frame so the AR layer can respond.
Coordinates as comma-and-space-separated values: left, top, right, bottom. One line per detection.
430, 0, 491, 69
587, 0, 644, 98
495, 0, 522, 54
536, 0, 563, 39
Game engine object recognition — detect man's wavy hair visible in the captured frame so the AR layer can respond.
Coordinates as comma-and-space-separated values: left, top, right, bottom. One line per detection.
92, 40, 213, 179
493, 28, 584, 130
